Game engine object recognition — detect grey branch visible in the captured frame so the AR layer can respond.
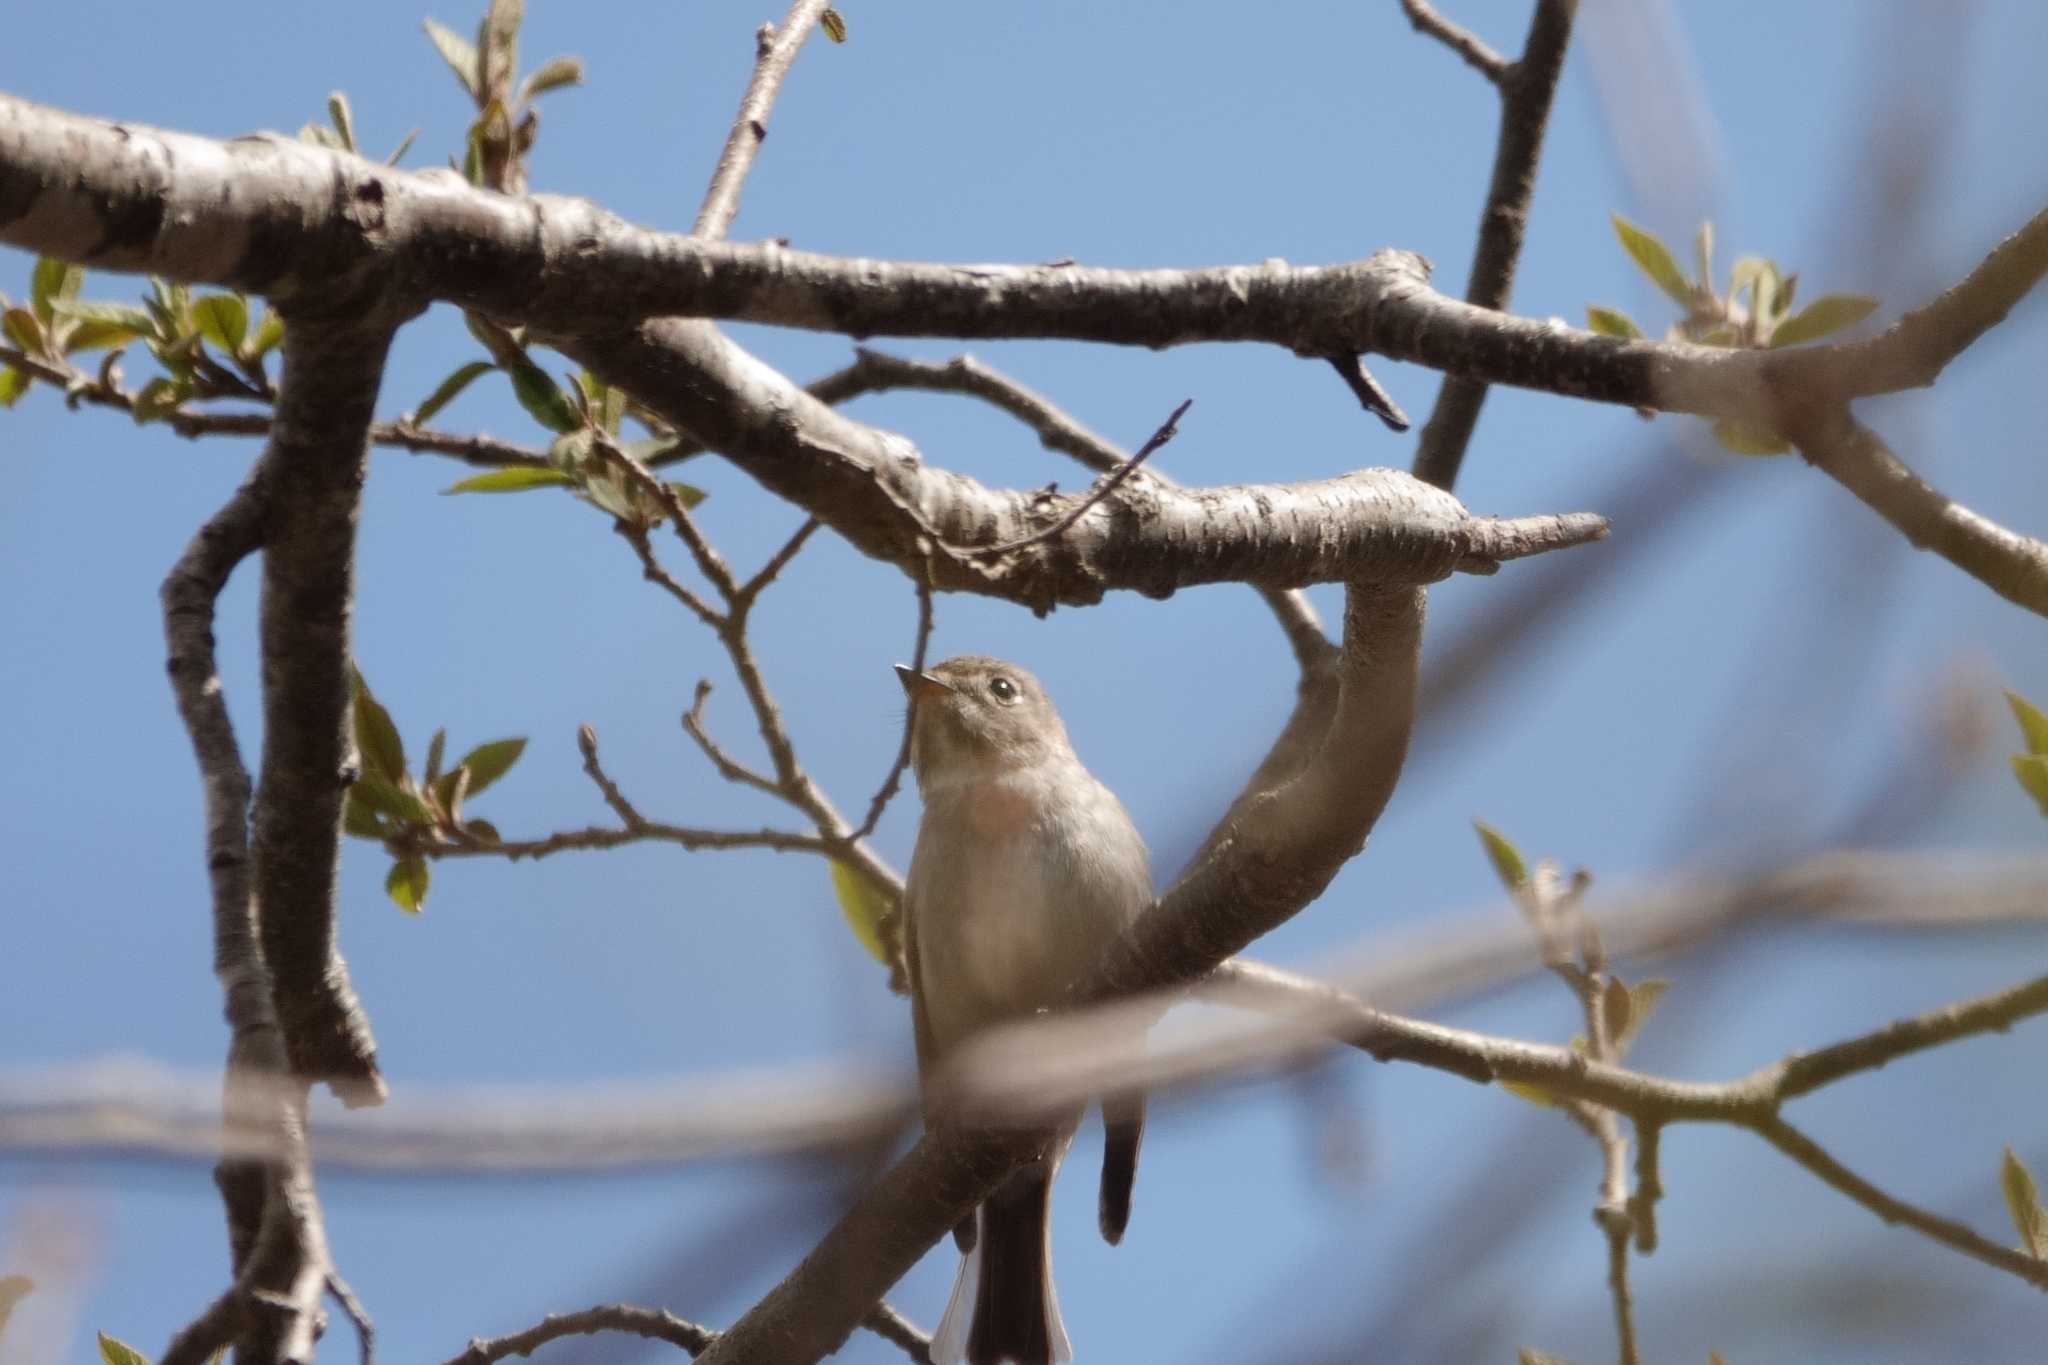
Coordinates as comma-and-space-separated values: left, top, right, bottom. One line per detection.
440, 1299, 929, 1365
1398, 0, 1510, 83
693, 0, 837, 240
5, 94, 2033, 425
1410, 0, 1577, 491
1789, 405, 2048, 618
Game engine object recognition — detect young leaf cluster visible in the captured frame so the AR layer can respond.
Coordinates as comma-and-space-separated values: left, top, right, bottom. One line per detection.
2005, 690, 2048, 818
345, 666, 528, 913
1590, 216, 1880, 455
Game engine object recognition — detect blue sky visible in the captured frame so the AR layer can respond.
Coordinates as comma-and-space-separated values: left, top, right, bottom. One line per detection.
4, 2, 2048, 1362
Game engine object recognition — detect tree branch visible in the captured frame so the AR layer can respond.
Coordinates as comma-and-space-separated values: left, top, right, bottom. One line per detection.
1410, 0, 1577, 490
5, 94, 2035, 424
1398, 0, 1509, 84
1788, 405, 2048, 618
693, 0, 836, 240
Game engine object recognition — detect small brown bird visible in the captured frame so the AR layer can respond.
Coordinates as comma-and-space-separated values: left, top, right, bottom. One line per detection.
896, 656, 1153, 1365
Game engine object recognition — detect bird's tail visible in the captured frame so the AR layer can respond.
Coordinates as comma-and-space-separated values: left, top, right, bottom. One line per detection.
931, 1171, 1070, 1365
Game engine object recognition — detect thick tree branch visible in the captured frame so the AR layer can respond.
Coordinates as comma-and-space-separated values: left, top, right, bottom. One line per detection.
1410, 0, 1577, 490
565, 320, 1604, 611
4, 95, 2037, 424
158, 467, 331, 1364
252, 313, 400, 1108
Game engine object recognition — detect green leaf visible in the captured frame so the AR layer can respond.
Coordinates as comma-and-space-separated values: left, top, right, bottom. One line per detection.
621, 436, 683, 463
49, 299, 152, 351
454, 737, 526, 797
298, 123, 346, 150
464, 818, 502, 844
349, 666, 406, 783
1768, 293, 1880, 349
519, 54, 585, 103
98, 1333, 151, 1365
386, 127, 421, 166
442, 465, 575, 494
668, 481, 708, 510
2001, 1147, 2046, 1257
431, 764, 470, 825
1626, 978, 1670, 1044
1499, 1078, 1558, 1108
412, 360, 495, 425
351, 772, 434, 826
1694, 325, 1738, 347
1601, 975, 1633, 1048
1610, 215, 1692, 306
190, 294, 249, 357
248, 309, 286, 360
327, 91, 358, 151
821, 8, 848, 42
424, 18, 482, 98
500, 349, 580, 433
1692, 221, 1713, 292
1727, 255, 1775, 298
31, 257, 84, 325
2006, 691, 2048, 755
342, 789, 388, 839
2011, 754, 2048, 819
1473, 821, 1527, 892
829, 860, 891, 963
4, 306, 47, 356
0, 365, 29, 407
386, 856, 430, 914
131, 376, 191, 423
1584, 305, 1642, 340
1711, 420, 1791, 457
481, 0, 524, 99
424, 727, 448, 784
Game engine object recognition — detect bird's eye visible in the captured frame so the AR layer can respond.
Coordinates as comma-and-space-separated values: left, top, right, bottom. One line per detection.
988, 676, 1019, 703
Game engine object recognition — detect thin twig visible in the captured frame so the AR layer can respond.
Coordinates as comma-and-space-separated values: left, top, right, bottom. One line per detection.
1753, 1114, 2048, 1290
736, 516, 822, 609
616, 520, 723, 628
0, 344, 549, 468
576, 724, 649, 828
694, 0, 838, 239
441, 1299, 932, 1365
436, 821, 828, 862
327, 1269, 376, 1365
849, 571, 935, 843
838, 347, 1334, 668
1398, 0, 1509, 83
682, 681, 783, 796
968, 397, 1192, 558
445, 1303, 717, 1364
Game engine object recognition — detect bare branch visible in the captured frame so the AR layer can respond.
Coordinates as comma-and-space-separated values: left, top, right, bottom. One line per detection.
836, 347, 1335, 671
1789, 405, 2048, 618
694, 0, 838, 240
1753, 1115, 2048, 1291
967, 396, 1192, 558
7, 96, 2035, 425
1410, 0, 1577, 491
445, 1303, 717, 1363
253, 313, 401, 1109
1398, 0, 1509, 84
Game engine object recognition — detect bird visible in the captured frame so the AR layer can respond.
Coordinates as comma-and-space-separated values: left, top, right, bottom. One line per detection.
895, 655, 1153, 1365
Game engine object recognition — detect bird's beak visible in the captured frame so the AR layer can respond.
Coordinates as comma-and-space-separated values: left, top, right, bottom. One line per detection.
894, 664, 952, 702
